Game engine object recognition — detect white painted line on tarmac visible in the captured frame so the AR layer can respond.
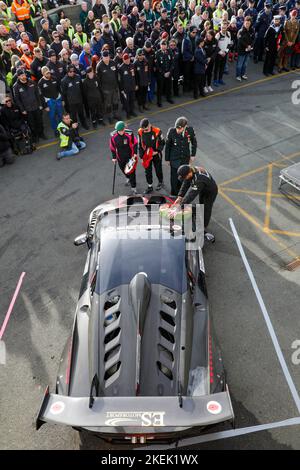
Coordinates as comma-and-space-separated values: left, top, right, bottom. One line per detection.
229, 218, 300, 415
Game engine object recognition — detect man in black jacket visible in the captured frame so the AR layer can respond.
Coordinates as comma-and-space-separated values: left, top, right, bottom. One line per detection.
134, 48, 149, 112
263, 15, 283, 75
61, 65, 89, 129
236, 17, 254, 80
155, 40, 174, 107
118, 52, 138, 119
46, 49, 65, 84
96, 50, 120, 124
165, 116, 197, 196
0, 95, 34, 154
13, 69, 46, 143
173, 164, 218, 242
82, 66, 105, 128
30, 47, 48, 81
92, 0, 107, 20
38, 66, 63, 136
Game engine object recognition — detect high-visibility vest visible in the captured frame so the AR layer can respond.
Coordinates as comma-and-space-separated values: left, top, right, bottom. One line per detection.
0, 8, 13, 27
178, 17, 189, 29
67, 26, 75, 41
110, 18, 121, 32
74, 32, 87, 47
30, 3, 42, 26
21, 53, 33, 70
11, 0, 31, 21
213, 9, 223, 31
57, 121, 70, 148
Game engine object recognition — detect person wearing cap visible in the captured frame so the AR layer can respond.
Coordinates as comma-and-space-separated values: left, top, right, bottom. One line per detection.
102, 23, 116, 56
96, 50, 120, 124
82, 66, 105, 128
253, 1, 273, 63
110, 121, 138, 194
278, 9, 299, 71
134, 21, 148, 49
155, 40, 174, 107
169, 38, 181, 97
160, 8, 171, 33
13, 68, 46, 143
165, 116, 197, 195
46, 49, 65, 84
61, 65, 89, 129
118, 52, 138, 118
182, 26, 198, 92
134, 48, 150, 112
119, 15, 134, 49
38, 66, 62, 136
244, 0, 258, 28
56, 112, 86, 160
143, 39, 156, 102
114, 46, 124, 68
138, 118, 165, 193
40, 19, 52, 45
263, 14, 283, 75
278, 5, 287, 25
173, 164, 218, 242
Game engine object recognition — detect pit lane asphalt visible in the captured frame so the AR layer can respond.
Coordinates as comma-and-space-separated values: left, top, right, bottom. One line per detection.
0, 62, 300, 450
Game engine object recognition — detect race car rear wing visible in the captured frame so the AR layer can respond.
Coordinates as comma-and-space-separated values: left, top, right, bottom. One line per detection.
36, 387, 234, 431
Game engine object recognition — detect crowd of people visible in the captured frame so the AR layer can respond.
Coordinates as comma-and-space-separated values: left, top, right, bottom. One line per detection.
0, 0, 299, 166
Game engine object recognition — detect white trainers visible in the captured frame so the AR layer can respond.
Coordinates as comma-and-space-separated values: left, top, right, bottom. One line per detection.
236, 76, 242, 81
131, 187, 137, 194
204, 231, 215, 243
242, 75, 248, 80
208, 86, 213, 92
125, 178, 130, 186
204, 86, 208, 93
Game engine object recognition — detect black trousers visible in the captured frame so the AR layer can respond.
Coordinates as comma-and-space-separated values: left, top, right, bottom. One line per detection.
26, 109, 43, 142
136, 85, 148, 106
253, 34, 264, 61
122, 90, 136, 115
145, 154, 163, 185
118, 158, 136, 189
263, 49, 277, 74
69, 102, 86, 126
194, 73, 205, 98
88, 97, 103, 123
103, 89, 119, 118
156, 73, 172, 105
205, 59, 214, 86
183, 61, 193, 91
170, 165, 182, 196
0, 148, 15, 167
199, 188, 218, 228
214, 54, 226, 81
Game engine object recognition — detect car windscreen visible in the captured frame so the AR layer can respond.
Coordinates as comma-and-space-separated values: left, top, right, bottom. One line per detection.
95, 232, 187, 295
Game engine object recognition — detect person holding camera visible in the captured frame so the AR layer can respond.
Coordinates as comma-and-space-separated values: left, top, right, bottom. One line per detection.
56, 112, 86, 160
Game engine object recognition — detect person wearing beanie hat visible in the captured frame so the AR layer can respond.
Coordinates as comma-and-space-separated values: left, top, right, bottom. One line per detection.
110, 122, 138, 194
96, 49, 120, 124
119, 51, 137, 118
165, 117, 197, 195
138, 118, 165, 193
38, 65, 62, 135
278, 9, 299, 71
46, 49, 65, 84
133, 47, 149, 113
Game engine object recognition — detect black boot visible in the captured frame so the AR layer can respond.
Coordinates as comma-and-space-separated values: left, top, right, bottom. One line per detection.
143, 185, 153, 194
92, 121, 97, 129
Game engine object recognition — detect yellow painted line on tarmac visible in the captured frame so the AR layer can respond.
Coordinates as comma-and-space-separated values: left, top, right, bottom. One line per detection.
269, 229, 300, 237
36, 69, 297, 152
219, 189, 300, 260
264, 164, 273, 232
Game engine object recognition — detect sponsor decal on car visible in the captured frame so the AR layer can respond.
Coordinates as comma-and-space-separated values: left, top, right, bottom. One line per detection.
105, 411, 165, 427
206, 401, 222, 415
50, 401, 65, 415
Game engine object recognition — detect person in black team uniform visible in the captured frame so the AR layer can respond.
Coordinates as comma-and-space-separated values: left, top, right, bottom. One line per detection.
173, 164, 218, 242
165, 116, 197, 196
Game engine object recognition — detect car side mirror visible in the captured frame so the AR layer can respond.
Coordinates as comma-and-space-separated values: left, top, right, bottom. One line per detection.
74, 233, 88, 246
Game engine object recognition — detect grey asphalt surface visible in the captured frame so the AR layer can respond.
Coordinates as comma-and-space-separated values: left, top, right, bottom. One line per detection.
0, 61, 300, 450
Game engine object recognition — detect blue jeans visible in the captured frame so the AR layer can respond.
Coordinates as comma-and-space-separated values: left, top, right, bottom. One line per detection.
48, 97, 63, 131
147, 73, 156, 102
236, 54, 250, 77
58, 141, 86, 158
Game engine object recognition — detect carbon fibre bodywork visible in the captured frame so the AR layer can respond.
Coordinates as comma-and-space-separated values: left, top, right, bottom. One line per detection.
36, 194, 234, 444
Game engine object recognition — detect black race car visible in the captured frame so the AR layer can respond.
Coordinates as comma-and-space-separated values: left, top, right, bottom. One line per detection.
36, 195, 234, 446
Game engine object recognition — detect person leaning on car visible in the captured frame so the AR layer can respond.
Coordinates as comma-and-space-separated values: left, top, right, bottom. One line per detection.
165, 116, 197, 196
